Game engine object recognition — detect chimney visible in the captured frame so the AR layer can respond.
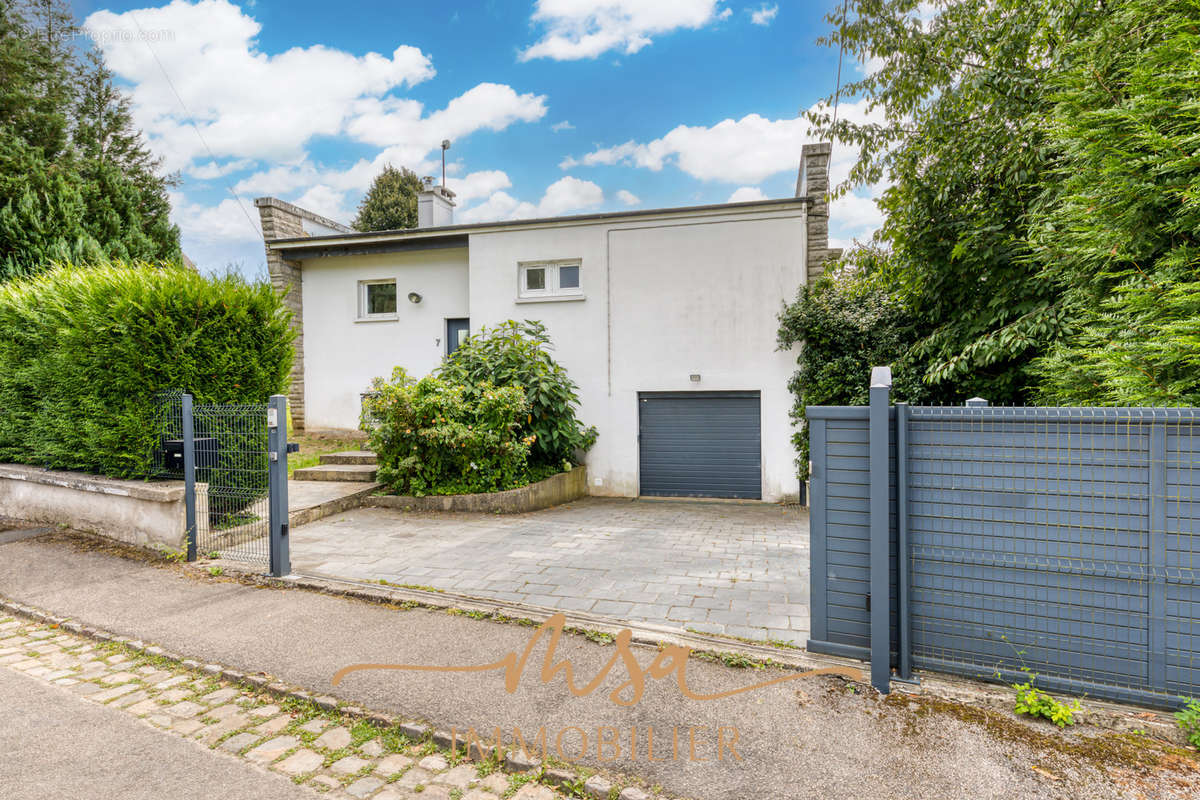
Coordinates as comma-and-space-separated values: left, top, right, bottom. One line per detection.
797, 142, 838, 282
417, 176, 456, 228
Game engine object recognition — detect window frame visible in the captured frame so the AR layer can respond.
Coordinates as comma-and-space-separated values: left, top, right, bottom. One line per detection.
517, 259, 584, 301
358, 278, 398, 321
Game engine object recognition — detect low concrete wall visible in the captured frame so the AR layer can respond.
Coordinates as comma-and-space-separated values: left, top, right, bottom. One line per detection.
367, 466, 588, 514
0, 464, 186, 551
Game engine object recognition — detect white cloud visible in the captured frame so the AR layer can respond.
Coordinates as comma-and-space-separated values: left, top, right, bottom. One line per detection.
561, 113, 804, 184
85, 0, 436, 171
520, 0, 727, 61
458, 176, 604, 223
551, 120, 575, 132
717, 7, 732, 19
187, 158, 253, 179
446, 170, 512, 203
727, 186, 766, 202
170, 192, 261, 243
749, 4, 778, 26
344, 82, 547, 149
616, 189, 640, 206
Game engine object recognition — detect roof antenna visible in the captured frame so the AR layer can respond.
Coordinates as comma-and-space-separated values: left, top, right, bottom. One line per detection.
441, 140, 451, 187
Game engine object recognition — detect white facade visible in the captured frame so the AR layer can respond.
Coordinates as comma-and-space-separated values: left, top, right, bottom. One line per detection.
273, 199, 811, 503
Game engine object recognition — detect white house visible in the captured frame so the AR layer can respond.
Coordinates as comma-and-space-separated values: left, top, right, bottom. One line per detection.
255, 143, 837, 503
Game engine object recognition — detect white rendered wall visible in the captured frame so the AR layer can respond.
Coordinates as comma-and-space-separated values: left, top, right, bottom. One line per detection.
467, 207, 806, 502
300, 248, 469, 430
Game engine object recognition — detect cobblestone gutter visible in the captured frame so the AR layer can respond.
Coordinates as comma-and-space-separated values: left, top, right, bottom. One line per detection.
0, 604, 662, 800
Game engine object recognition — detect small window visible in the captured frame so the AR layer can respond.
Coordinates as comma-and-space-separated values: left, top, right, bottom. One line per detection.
558, 265, 580, 289
359, 280, 397, 319
525, 267, 546, 292
518, 261, 583, 299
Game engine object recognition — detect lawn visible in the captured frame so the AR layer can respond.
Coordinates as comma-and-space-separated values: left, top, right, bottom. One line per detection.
287, 431, 366, 478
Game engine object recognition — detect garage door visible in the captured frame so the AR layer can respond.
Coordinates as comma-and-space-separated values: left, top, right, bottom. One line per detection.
638, 392, 761, 499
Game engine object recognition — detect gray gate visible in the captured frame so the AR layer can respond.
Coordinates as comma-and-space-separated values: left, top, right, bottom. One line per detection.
807, 368, 1200, 708
155, 391, 290, 576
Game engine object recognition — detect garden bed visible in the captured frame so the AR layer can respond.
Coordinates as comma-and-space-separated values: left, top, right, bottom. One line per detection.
365, 466, 587, 514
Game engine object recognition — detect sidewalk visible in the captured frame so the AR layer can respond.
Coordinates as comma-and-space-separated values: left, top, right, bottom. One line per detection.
1, 532, 1195, 800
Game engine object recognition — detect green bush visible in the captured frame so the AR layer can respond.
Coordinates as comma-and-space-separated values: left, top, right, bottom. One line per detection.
439, 320, 596, 468
1175, 697, 1200, 747
777, 247, 926, 480
361, 368, 533, 496
1013, 682, 1082, 728
0, 261, 293, 477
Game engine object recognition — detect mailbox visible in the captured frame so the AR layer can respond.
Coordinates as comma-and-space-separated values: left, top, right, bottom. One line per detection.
160, 436, 219, 472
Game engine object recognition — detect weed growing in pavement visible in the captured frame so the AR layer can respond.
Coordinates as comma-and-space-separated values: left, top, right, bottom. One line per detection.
207, 566, 224, 576
1013, 681, 1082, 728
1175, 697, 1200, 747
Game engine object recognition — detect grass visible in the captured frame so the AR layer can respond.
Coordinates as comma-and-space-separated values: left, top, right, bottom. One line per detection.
287, 432, 365, 478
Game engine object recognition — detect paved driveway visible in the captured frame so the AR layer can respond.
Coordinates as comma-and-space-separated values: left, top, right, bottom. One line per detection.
290, 498, 810, 645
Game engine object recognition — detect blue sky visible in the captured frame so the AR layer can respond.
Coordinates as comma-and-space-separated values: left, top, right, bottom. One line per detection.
70, 0, 882, 275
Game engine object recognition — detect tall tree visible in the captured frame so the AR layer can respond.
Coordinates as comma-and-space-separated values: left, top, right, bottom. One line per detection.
0, 0, 180, 278
353, 165, 423, 231
808, 0, 1100, 402
72, 50, 180, 263
1030, 0, 1200, 404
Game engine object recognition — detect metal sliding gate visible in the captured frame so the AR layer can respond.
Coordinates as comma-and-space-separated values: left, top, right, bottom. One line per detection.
806, 367, 1200, 708
155, 391, 291, 576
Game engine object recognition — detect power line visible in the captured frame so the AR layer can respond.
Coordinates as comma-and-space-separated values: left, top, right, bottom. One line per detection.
124, 10, 262, 241
831, 0, 850, 141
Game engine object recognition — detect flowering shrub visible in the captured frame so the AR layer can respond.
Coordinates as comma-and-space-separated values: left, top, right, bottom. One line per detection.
361, 368, 534, 496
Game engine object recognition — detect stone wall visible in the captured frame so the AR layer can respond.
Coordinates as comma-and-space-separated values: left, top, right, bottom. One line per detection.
254, 198, 351, 430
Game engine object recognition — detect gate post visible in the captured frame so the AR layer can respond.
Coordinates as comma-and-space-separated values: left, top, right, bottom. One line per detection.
869, 366, 892, 694
181, 393, 198, 562
896, 401, 911, 681
267, 394, 291, 577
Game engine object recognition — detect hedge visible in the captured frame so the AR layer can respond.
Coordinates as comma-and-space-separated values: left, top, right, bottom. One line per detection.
0, 262, 294, 478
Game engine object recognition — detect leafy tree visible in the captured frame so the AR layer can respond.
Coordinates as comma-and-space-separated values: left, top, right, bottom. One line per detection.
808, 0, 1101, 403
1030, 0, 1200, 405
778, 246, 927, 478
353, 164, 424, 231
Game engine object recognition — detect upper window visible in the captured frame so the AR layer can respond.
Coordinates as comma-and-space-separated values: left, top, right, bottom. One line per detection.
518, 260, 583, 300
359, 279, 397, 319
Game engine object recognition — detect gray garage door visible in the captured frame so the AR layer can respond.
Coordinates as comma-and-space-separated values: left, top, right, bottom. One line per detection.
638, 391, 761, 499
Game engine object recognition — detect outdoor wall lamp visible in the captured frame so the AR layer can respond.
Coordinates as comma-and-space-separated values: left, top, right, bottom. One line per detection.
408, 292, 422, 304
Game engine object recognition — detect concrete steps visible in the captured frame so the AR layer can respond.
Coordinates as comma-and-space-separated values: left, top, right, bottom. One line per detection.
294, 451, 379, 482
293, 463, 377, 482
318, 451, 377, 466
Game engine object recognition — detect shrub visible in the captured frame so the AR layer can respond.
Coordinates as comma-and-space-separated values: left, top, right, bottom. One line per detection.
1176, 697, 1200, 748
777, 247, 926, 480
362, 368, 534, 496
439, 320, 596, 468
0, 261, 293, 477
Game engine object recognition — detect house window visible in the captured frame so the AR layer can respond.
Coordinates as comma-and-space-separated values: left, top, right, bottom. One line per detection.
359, 280, 397, 319
518, 261, 583, 300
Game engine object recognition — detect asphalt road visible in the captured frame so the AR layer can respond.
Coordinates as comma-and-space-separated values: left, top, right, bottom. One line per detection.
0, 666, 317, 800
0, 535, 1192, 800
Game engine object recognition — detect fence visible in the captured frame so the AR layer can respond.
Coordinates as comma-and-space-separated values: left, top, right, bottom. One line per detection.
806, 367, 1200, 709
155, 391, 290, 576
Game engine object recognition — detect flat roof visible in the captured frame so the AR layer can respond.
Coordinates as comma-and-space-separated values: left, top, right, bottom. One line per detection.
268, 196, 807, 253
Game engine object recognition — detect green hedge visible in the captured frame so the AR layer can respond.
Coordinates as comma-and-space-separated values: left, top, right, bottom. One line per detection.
0, 262, 294, 478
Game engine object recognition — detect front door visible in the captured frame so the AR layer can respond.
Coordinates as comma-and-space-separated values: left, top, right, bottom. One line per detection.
445, 318, 469, 355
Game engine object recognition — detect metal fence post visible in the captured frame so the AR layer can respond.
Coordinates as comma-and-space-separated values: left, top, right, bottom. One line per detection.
895, 401, 911, 681
267, 395, 290, 577
181, 393, 198, 562
869, 366, 892, 694
1149, 420, 1167, 690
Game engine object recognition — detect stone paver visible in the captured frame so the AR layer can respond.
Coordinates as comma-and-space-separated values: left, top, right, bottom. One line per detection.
291, 498, 809, 645
0, 613, 645, 800
275, 748, 324, 776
